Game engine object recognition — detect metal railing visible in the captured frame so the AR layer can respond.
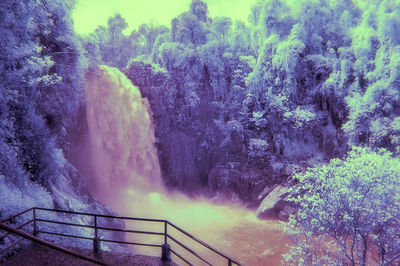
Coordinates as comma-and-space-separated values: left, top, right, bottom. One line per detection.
0, 208, 105, 265
0, 221, 105, 265
0, 207, 243, 266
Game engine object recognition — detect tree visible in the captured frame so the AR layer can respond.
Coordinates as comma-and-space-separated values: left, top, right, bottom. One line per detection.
211, 17, 232, 42
190, 0, 209, 23
138, 22, 169, 55
103, 14, 128, 67
85, 16, 169, 67
175, 12, 207, 46
230, 21, 252, 54
343, 0, 400, 153
0, 0, 85, 188
283, 147, 400, 265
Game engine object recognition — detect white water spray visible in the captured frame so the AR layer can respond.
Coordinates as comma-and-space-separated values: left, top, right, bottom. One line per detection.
83, 66, 286, 265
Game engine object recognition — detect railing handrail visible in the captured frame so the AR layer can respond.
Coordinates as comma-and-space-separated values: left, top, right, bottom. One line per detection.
0, 207, 243, 266
1, 208, 34, 223
0, 221, 106, 265
34, 207, 167, 223
166, 220, 237, 262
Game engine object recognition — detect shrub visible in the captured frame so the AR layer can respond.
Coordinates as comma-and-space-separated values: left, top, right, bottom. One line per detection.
283, 147, 400, 265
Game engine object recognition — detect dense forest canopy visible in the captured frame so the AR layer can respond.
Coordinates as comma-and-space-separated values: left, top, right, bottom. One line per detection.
0, 0, 85, 208
85, 0, 400, 156
1, 0, 399, 264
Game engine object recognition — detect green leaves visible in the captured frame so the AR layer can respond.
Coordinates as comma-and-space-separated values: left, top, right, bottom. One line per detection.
283, 147, 400, 265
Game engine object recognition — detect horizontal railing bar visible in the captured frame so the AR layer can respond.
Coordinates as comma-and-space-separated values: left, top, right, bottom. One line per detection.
0, 238, 27, 255
35, 207, 93, 217
37, 231, 93, 241
35, 207, 166, 223
0, 222, 106, 265
35, 219, 94, 229
167, 221, 242, 265
38, 231, 166, 250
36, 220, 164, 237
0, 219, 33, 242
100, 238, 162, 248
1, 208, 34, 223
167, 234, 212, 266
17, 219, 34, 230
170, 248, 193, 266
96, 226, 164, 236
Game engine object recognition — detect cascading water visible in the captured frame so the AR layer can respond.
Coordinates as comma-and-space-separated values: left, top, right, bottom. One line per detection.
83, 65, 287, 265
85, 65, 163, 203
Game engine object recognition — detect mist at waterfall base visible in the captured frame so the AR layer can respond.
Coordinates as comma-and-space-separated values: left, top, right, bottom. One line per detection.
81, 65, 287, 265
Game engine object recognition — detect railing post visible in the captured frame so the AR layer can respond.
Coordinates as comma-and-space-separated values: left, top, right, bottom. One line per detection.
161, 243, 171, 262
161, 221, 171, 261
93, 215, 100, 253
33, 208, 37, 236
164, 221, 167, 244
228, 258, 232, 266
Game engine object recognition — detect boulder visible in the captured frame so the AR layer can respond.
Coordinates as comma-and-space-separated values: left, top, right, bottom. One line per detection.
208, 163, 268, 202
278, 205, 296, 221
279, 165, 292, 178
324, 133, 336, 159
256, 185, 290, 219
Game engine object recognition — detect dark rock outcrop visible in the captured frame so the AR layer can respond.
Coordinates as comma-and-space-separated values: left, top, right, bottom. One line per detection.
255, 185, 290, 220
124, 61, 210, 193
208, 163, 271, 202
278, 205, 296, 221
124, 60, 347, 204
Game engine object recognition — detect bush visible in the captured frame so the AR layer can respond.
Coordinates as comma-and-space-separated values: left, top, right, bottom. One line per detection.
283, 147, 400, 265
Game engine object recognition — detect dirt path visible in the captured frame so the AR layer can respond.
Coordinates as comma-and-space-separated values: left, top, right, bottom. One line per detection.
1, 244, 178, 266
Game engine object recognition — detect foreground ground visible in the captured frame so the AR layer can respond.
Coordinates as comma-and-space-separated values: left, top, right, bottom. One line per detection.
2, 244, 178, 266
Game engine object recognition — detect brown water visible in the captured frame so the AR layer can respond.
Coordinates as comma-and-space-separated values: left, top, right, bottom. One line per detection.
83, 66, 287, 265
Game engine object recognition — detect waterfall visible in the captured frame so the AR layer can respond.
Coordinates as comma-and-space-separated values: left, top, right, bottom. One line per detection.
82, 65, 286, 266
85, 65, 163, 204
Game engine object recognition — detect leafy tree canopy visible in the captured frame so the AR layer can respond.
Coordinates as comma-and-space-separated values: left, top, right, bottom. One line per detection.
284, 147, 400, 265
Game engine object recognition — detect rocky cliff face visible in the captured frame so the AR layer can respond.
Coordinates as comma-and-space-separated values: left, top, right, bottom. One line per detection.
124, 60, 347, 206
124, 61, 211, 192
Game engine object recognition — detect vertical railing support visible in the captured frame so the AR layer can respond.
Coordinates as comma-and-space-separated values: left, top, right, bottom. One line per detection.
161, 221, 171, 261
93, 215, 100, 253
161, 243, 171, 262
164, 221, 168, 244
33, 208, 37, 236
228, 259, 232, 266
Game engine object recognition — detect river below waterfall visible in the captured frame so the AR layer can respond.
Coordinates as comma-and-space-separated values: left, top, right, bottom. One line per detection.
81, 65, 288, 265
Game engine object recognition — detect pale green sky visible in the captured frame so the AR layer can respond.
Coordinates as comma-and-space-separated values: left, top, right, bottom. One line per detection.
71, 0, 257, 35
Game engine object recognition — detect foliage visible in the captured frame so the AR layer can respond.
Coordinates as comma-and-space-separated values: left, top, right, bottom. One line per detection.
84, 16, 169, 68
0, 0, 85, 189
190, 0, 209, 23
342, 1, 400, 152
283, 147, 400, 265
80, 0, 400, 199
248, 138, 269, 158
80, 0, 400, 160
